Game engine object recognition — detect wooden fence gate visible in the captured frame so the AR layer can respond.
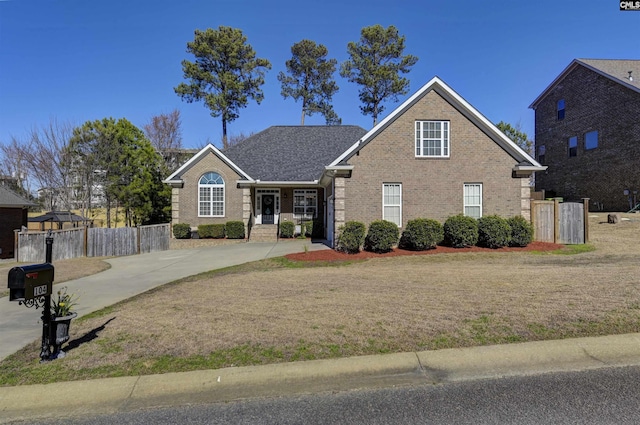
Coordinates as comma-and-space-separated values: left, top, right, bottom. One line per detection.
531, 199, 589, 244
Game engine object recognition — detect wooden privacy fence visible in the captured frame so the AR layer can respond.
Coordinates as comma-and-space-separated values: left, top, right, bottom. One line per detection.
531, 199, 589, 244
16, 223, 170, 262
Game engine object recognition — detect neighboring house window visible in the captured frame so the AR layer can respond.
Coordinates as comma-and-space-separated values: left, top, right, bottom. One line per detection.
568, 136, 577, 157
294, 189, 317, 219
198, 172, 224, 217
557, 99, 565, 120
464, 183, 482, 219
585, 130, 598, 150
538, 145, 546, 164
415, 121, 449, 158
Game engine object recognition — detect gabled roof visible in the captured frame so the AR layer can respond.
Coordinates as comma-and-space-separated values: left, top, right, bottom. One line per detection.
0, 185, 36, 208
223, 126, 367, 182
331, 76, 544, 171
529, 59, 640, 109
164, 143, 253, 186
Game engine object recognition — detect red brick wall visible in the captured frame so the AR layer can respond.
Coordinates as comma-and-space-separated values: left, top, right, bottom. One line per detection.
0, 208, 26, 259
342, 90, 526, 226
534, 66, 640, 211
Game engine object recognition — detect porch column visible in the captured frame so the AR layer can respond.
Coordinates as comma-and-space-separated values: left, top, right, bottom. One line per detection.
242, 188, 251, 239
334, 177, 346, 244
171, 188, 180, 223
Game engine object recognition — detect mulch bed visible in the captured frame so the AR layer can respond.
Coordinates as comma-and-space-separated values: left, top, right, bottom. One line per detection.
286, 241, 563, 262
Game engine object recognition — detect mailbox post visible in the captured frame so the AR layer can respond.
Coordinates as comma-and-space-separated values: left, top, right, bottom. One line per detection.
7, 231, 56, 361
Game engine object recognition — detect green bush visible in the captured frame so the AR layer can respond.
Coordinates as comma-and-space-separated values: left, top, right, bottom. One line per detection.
198, 224, 225, 239
301, 220, 314, 237
172, 223, 191, 239
336, 221, 366, 253
225, 221, 245, 239
443, 215, 478, 248
400, 218, 444, 250
477, 215, 511, 248
508, 216, 533, 247
364, 220, 399, 253
280, 221, 295, 238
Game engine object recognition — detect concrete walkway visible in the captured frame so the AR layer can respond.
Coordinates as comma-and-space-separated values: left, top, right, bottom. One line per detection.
0, 239, 329, 361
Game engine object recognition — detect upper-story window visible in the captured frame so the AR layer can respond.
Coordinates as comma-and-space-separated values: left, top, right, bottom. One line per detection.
568, 136, 577, 157
415, 121, 449, 158
557, 99, 565, 120
538, 145, 546, 164
198, 172, 225, 217
585, 130, 598, 150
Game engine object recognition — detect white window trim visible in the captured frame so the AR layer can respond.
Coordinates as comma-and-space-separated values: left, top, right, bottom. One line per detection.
463, 183, 482, 219
293, 189, 318, 220
198, 172, 225, 217
415, 120, 450, 158
382, 183, 402, 227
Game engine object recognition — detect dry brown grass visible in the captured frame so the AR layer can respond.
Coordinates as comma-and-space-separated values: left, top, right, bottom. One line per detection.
3, 213, 640, 384
0, 258, 110, 298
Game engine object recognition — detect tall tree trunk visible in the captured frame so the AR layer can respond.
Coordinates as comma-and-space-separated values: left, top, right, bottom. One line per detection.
222, 118, 228, 149
300, 108, 305, 126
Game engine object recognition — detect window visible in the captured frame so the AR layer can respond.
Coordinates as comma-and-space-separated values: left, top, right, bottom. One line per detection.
557, 99, 565, 120
383, 183, 402, 226
568, 136, 577, 157
198, 172, 224, 217
585, 130, 598, 150
464, 183, 482, 219
294, 189, 317, 219
538, 145, 546, 164
415, 121, 449, 158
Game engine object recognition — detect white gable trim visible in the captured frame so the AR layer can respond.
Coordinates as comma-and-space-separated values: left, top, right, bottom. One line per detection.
163, 143, 253, 185
330, 76, 544, 171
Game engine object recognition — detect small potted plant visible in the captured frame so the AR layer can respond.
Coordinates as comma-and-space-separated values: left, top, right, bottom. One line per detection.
50, 286, 78, 359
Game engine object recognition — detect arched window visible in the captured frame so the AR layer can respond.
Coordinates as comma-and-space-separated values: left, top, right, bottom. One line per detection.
198, 172, 225, 217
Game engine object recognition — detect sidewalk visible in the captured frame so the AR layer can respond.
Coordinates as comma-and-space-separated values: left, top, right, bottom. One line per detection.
0, 239, 329, 361
2, 333, 640, 423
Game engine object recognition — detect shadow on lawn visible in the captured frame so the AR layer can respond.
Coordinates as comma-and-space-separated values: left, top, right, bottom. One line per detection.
64, 317, 116, 354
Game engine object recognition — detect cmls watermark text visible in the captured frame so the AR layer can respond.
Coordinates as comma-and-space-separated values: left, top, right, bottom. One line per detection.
620, 1, 640, 10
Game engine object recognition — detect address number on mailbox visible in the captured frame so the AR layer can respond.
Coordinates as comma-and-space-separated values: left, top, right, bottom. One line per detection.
33, 285, 49, 297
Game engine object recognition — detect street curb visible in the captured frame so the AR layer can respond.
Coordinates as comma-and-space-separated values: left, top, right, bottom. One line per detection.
2, 334, 640, 423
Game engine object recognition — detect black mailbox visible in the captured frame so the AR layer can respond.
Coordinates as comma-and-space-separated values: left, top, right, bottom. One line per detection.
8, 263, 55, 302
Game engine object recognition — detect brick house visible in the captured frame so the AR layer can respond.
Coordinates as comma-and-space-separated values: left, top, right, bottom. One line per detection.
530, 59, 640, 211
0, 185, 36, 259
165, 77, 544, 246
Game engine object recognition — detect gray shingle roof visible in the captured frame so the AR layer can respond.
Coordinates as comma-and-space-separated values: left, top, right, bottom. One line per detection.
578, 59, 640, 90
0, 185, 36, 208
223, 126, 367, 181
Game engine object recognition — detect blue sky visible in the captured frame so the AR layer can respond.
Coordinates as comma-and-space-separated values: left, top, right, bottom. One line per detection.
0, 0, 638, 150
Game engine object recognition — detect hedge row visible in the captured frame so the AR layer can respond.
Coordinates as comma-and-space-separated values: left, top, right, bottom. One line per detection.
172, 221, 245, 239
279, 220, 322, 239
336, 215, 533, 253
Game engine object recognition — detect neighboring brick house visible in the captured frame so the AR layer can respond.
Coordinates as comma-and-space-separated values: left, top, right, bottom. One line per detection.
0, 185, 36, 259
166, 77, 544, 246
530, 59, 640, 211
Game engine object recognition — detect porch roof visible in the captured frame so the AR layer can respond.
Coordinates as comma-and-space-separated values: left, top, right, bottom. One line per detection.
223, 125, 367, 182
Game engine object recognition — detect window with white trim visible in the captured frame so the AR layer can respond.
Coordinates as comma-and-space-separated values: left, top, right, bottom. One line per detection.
383, 183, 402, 226
294, 189, 317, 219
198, 172, 224, 217
464, 183, 482, 219
415, 121, 449, 158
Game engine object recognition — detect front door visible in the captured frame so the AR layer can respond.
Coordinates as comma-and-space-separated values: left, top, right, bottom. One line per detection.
262, 194, 275, 224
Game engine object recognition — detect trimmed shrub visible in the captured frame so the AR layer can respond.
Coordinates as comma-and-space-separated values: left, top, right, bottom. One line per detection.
173, 223, 191, 239
198, 224, 225, 239
336, 221, 366, 253
225, 221, 245, 239
364, 220, 399, 253
302, 220, 314, 237
477, 215, 511, 248
443, 215, 478, 248
280, 221, 295, 238
508, 215, 533, 247
400, 218, 444, 250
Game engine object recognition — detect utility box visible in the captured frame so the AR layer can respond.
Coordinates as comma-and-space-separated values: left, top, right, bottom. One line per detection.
7, 263, 55, 302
